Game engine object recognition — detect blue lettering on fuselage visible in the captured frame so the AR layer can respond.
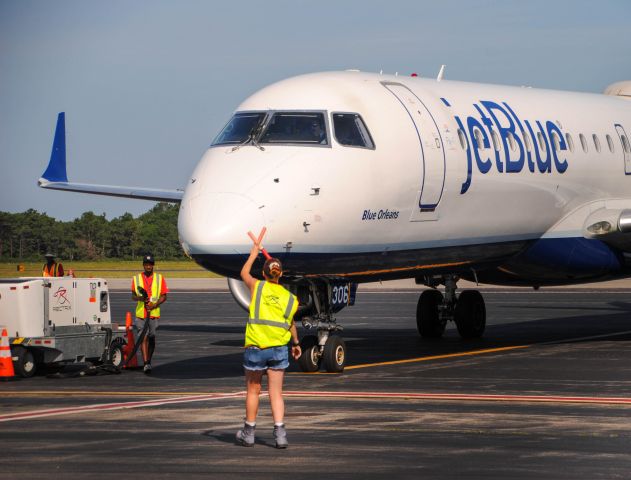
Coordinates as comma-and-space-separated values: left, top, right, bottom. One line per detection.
450, 100, 568, 194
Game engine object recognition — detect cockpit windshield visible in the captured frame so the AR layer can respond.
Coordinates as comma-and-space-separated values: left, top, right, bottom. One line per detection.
212, 112, 266, 146
259, 112, 328, 146
211, 111, 337, 147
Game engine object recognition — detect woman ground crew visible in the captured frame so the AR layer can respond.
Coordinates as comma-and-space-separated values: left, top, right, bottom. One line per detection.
237, 243, 302, 448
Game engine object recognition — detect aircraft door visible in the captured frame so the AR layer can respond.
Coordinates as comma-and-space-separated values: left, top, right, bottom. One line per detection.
382, 82, 445, 219
614, 124, 631, 174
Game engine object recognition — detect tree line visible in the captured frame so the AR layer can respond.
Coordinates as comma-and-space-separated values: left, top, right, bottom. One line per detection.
0, 203, 184, 261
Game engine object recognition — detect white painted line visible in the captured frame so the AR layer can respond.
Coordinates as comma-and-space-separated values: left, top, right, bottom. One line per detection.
539, 330, 631, 345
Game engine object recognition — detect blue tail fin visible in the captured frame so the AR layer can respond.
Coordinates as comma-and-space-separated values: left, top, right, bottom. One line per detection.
41, 112, 68, 182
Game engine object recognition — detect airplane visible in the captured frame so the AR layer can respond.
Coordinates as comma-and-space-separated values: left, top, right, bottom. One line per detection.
39, 70, 631, 373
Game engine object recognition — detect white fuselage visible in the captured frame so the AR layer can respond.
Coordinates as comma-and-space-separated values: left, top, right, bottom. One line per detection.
178, 71, 631, 284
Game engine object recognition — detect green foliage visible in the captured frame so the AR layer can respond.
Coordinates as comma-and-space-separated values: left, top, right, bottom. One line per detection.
0, 203, 185, 261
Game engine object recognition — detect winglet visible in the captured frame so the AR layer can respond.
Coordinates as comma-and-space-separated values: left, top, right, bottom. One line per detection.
40, 112, 68, 183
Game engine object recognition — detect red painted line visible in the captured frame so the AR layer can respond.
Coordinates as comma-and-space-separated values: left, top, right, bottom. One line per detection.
4, 389, 630, 423
284, 391, 631, 405
0, 392, 246, 422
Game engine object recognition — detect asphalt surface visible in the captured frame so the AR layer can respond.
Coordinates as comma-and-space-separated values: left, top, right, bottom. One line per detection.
2, 286, 631, 479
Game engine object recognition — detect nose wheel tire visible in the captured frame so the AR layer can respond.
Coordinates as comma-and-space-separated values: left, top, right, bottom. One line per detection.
298, 335, 320, 372
322, 335, 346, 373
416, 289, 446, 338
455, 290, 486, 338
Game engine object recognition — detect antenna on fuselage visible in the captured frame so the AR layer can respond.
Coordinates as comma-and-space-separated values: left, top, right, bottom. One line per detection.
436, 64, 446, 81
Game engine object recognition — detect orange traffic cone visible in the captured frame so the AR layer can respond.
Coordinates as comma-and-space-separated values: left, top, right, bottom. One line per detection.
0, 326, 15, 380
123, 312, 140, 369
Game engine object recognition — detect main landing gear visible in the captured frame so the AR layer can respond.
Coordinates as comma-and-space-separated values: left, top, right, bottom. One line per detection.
416, 275, 486, 339
294, 279, 353, 373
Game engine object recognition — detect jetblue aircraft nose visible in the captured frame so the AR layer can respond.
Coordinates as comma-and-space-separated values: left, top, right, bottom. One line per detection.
179, 191, 265, 275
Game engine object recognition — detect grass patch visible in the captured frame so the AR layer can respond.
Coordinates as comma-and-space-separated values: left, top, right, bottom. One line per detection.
0, 260, 221, 279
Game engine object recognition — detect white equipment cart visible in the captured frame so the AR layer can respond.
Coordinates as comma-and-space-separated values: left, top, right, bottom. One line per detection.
0, 277, 126, 377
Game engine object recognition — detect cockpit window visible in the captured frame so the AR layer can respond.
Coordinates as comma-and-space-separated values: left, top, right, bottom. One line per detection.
212, 112, 266, 146
259, 112, 328, 145
332, 113, 375, 149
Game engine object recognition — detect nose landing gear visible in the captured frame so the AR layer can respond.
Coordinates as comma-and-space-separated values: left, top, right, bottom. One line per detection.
416, 275, 486, 339
293, 279, 354, 373
298, 328, 347, 373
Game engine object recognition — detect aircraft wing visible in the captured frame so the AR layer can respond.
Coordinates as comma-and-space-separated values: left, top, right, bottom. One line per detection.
38, 113, 184, 202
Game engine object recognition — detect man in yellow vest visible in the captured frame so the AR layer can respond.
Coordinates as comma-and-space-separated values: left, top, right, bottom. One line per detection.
131, 254, 168, 374
42, 253, 64, 277
236, 243, 301, 448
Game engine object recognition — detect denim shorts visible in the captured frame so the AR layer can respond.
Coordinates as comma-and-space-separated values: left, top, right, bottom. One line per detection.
243, 345, 289, 371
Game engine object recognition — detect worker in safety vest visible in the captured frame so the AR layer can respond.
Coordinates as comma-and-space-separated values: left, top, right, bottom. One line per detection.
131, 254, 168, 374
236, 242, 301, 449
42, 253, 64, 277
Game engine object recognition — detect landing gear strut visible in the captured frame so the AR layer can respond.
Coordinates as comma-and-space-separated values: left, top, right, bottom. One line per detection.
294, 279, 352, 373
416, 275, 486, 339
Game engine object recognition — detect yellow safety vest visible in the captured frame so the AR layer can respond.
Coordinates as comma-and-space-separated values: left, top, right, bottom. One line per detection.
42, 263, 59, 277
132, 273, 164, 319
246, 280, 298, 348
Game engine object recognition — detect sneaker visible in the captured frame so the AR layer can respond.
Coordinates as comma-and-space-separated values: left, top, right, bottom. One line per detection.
236, 423, 255, 447
143, 363, 152, 374
273, 424, 288, 449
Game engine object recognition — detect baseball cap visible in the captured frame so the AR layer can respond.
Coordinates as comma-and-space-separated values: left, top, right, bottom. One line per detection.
263, 257, 282, 277
142, 254, 155, 264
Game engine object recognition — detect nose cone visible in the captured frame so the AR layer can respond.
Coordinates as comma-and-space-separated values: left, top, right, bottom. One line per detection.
179, 191, 265, 275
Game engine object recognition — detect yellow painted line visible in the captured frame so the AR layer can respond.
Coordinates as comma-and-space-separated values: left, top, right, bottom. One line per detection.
344, 345, 531, 370
283, 391, 631, 406
287, 344, 532, 375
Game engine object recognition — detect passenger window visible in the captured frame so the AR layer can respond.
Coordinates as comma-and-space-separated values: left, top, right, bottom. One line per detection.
332, 113, 375, 148
507, 132, 516, 151
474, 129, 485, 150
593, 134, 601, 153
537, 132, 546, 152
606, 134, 615, 153
579, 134, 588, 152
457, 129, 468, 150
212, 112, 266, 146
491, 130, 500, 151
552, 132, 561, 151
260, 112, 328, 145
565, 133, 574, 152
522, 130, 531, 152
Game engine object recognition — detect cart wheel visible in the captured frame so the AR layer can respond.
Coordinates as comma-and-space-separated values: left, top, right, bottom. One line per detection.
109, 341, 124, 368
13, 346, 36, 378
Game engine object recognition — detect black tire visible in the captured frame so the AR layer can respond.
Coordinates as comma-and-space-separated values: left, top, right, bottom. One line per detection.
455, 290, 486, 338
13, 346, 36, 378
109, 342, 124, 368
322, 335, 346, 373
416, 289, 446, 337
298, 335, 320, 372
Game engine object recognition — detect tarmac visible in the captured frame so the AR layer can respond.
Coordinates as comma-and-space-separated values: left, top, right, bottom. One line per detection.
2, 280, 631, 478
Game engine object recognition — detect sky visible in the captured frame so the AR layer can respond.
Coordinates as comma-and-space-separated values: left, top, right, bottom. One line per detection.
1, 0, 630, 221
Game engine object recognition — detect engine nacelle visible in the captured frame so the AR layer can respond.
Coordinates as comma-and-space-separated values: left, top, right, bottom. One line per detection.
227, 277, 251, 312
